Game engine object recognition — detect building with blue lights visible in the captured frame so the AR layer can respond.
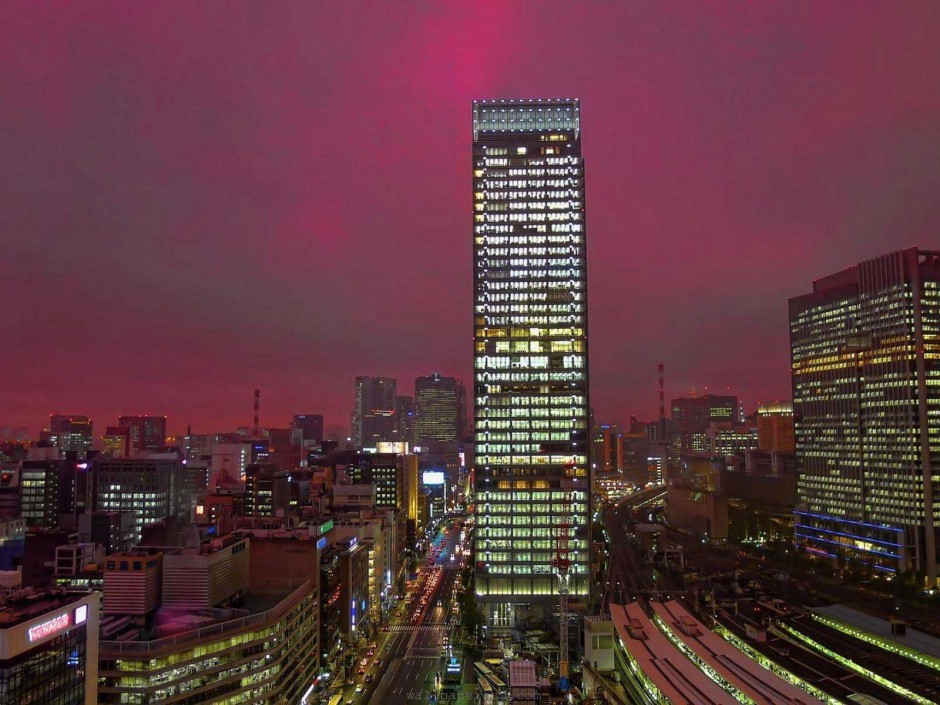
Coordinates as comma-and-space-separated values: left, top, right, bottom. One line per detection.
789, 248, 940, 584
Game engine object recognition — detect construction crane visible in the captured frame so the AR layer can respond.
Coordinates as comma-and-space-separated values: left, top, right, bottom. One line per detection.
551, 477, 574, 692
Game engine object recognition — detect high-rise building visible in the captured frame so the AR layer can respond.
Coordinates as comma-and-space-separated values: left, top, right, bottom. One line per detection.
671, 394, 738, 452
48, 415, 93, 455
117, 415, 166, 453
292, 414, 324, 446
472, 98, 590, 625
790, 248, 940, 584
19, 449, 87, 529
414, 373, 466, 443
591, 424, 624, 474
351, 377, 397, 449
394, 395, 416, 445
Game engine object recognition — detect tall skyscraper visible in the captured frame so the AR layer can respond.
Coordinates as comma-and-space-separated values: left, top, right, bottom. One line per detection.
790, 248, 940, 585
117, 415, 167, 453
48, 414, 93, 455
414, 373, 466, 443
472, 98, 590, 626
352, 377, 397, 449
394, 395, 416, 445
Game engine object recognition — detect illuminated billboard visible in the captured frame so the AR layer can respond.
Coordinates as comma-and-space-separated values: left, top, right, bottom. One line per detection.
422, 471, 445, 486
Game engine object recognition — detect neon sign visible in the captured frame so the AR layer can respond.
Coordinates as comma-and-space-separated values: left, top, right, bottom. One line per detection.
28, 612, 71, 642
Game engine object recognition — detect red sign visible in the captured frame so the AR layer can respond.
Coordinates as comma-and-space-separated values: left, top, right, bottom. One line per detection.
28, 612, 71, 642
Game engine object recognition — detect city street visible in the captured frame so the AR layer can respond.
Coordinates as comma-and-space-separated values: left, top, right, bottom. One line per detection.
358, 518, 472, 705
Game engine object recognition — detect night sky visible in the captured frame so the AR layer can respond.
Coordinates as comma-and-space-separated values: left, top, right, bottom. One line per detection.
3, 2, 940, 437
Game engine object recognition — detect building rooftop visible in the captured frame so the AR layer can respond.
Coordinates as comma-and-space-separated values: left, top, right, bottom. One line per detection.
652, 599, 823, 705
0, 589, 89, 628
99, 582, 306, 653
509, 659, 537, 688
812, 603, 940, 661
610, 602, 738, 705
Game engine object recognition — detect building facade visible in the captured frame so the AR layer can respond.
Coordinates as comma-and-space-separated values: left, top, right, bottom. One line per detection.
0, 591, 99, 705
394, 396, 416, 445
352, 377, 397, 449
790, 248, 940, 583
48, 414, 93, 456
19, 457, 77, 529
97, 581, 317, 704
670, 394, 738, 453
756, 401, 795, 452
414, 373, 466, 443
472, 98, 590, 625
292, 414, 324, 447
117, 415, 167, 453
94, 455, 182, 540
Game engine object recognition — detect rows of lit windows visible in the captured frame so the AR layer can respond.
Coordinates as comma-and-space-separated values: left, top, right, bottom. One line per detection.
476, 189, 576, 200
474, 228, 583, 240
476, 340, 583, 353
476, 354, 584, 368
476, 394, 585, 406
478, 246, 579, 257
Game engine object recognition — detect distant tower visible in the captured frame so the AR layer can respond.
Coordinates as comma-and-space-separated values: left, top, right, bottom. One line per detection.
253, 389, 260, 436
657, 363, 665, 419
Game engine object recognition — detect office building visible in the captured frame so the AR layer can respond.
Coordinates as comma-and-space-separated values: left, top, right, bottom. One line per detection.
357, 453, 403, 510
293, 414, 324, 447
394, 395, 416, 445
117, 415, 166, 453
705, 423, 758, 455
591, 424, 624, 474
0, 590, 99, 705
97, 580, 318, 704
48, 414, 93, 455
472, 98, 590, 625
244, 463, 290, 517
19, 455, 80, 529
336, 535, 370, 638
671, 394, 738, 452
414, 373, 466, 443
94, 455, 182, 540
352, 376, 396, 449
101, 426, 130, 457
78, 511, 136, 554
756, 401, 795, 452
791, 249, 940, 583
211, 441, 252, 481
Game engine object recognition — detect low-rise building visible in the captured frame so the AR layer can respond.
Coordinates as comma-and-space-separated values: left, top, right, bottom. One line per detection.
97, 581, 318, 704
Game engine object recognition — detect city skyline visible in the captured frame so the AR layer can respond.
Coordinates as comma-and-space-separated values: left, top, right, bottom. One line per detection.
4, 4, 940, 437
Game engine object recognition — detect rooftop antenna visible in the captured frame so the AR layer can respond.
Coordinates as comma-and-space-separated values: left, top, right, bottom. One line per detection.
253, 388, 260, 436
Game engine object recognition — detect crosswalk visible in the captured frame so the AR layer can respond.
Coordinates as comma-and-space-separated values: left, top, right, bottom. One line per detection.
389, 624, 446, 632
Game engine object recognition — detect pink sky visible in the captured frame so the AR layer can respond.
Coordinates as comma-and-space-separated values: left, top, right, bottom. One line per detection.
3, 2, 940, 436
